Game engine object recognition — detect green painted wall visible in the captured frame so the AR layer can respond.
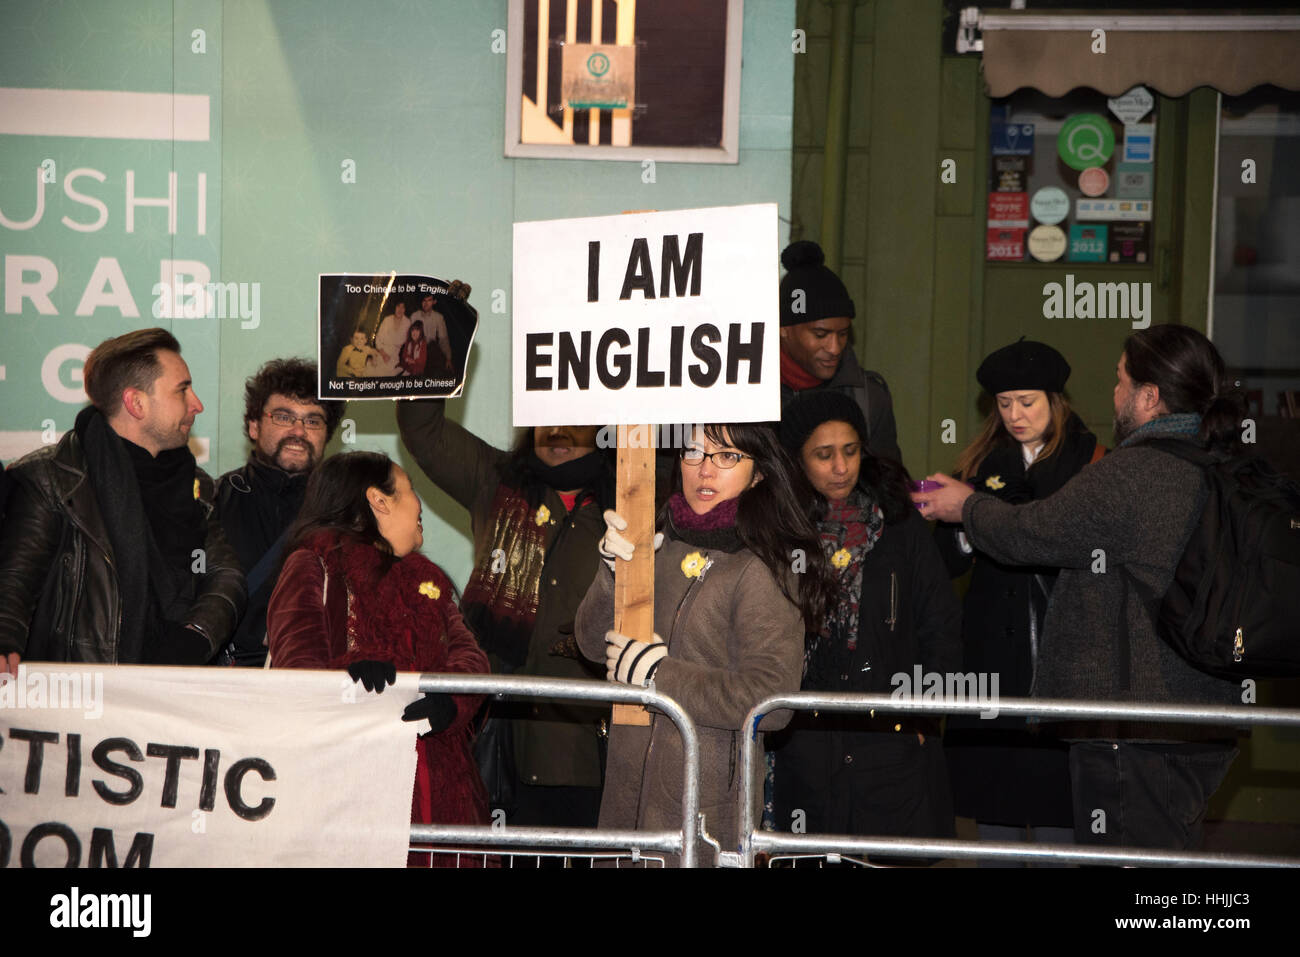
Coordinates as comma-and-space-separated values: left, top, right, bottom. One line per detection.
1, 0, 798, 589
790, 0, 1297, 825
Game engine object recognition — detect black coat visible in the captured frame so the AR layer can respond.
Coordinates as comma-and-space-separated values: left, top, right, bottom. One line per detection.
771, 508, 961, 840
0, 431, 245, 663
937, 416, 1100, 826
214, 458, 310, 665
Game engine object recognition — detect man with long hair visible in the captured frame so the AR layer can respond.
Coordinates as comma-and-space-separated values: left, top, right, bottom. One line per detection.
914, 325, 1248, 851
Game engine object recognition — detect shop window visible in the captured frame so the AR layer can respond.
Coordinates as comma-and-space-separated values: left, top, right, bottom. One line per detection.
986, 87, 1156, 264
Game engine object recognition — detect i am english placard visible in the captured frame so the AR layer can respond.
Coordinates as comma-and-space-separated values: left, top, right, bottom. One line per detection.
512, 204, 779, 427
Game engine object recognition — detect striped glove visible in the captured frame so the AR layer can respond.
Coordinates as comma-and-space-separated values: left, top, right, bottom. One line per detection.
604, 631, 667, 686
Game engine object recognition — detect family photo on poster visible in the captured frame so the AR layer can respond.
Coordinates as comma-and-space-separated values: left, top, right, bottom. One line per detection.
318, 273, 478, 400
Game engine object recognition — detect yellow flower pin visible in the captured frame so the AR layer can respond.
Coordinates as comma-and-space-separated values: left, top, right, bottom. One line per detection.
984, 475, 1006, 490
193, 478, 201, 500
418, 581, 441, 600
681, 552, 706, 579
535, 504, 551, 526
831, 548, 851, 569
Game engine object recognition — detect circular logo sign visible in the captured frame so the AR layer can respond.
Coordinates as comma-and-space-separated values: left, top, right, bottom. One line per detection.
1027, 224, 1068, 262
1030, 186, 1070, 225
1058, 113, 1115, 171
1078, 166, 1110, 197
586, 52, 610, 78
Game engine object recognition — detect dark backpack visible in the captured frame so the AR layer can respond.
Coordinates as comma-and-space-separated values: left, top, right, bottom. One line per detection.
1143, 438, 1300, 679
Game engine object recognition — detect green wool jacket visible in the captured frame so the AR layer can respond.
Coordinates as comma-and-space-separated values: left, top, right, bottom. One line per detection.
396, 400, 607, 788
576, 532, 804, 865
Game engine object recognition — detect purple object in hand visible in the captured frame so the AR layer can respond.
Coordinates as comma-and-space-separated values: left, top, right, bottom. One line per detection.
907, 479, 943, 512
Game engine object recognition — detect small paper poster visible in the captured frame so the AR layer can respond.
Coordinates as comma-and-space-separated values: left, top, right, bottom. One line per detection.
318, 273, 479, 401
1107, 86, 1154, 126
1123, 123, 1156, 164
1068, 224, 1108, 263
1076, 198, 1152, 222
1108, 222, 1151, 264
1116, 163, 1153, 199
562, 44, 636, 110
986, 227, 1025, 262
991, 121, 1035, 156
993, 155, 1027, 193
988, 192, 1029, 229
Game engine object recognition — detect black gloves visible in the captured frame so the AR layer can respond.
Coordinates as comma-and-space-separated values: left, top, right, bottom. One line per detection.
402, 692, 457, 733
346, 660, 396, 692
347, 662, 456, 733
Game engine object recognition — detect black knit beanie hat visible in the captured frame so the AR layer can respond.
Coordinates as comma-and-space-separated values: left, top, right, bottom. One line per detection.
780, 391, 870, 458
976, 337, 1071, 395
779, 240, 855, 327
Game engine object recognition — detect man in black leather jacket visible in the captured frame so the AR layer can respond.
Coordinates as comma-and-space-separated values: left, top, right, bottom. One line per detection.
0, 328, 245, 673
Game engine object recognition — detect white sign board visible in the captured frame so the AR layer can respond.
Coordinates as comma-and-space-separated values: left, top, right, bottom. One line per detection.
0, 664, 420, 867
512, 203, 780, 427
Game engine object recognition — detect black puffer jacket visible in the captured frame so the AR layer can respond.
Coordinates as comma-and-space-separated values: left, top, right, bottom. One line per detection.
0, 429, 245, 663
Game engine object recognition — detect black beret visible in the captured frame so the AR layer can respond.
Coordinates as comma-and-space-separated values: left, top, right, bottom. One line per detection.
780, 390, 870, 458
976, 338, 1071, 395
779, 240, 855, 327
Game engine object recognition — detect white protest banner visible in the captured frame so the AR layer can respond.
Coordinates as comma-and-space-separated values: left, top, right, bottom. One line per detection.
0, 664, 420, 867
512, 203, 780, 427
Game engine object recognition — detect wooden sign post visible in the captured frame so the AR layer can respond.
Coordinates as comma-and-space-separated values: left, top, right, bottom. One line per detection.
612, 426, 655, 725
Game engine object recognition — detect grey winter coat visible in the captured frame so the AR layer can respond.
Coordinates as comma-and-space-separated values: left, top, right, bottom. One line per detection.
575, 531, 804, 865
961, 420, 1240, 740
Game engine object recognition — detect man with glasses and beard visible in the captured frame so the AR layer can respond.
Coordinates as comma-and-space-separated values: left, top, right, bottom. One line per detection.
214, 358, 345, 666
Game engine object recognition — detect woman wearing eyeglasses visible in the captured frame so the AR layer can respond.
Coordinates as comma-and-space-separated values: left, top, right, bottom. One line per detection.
769, 392, 960, 860
575, 423, 833, 865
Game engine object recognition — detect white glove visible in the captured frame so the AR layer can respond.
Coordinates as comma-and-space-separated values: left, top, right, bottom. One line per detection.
598, 510, 664, 572
604, 630, 668, 686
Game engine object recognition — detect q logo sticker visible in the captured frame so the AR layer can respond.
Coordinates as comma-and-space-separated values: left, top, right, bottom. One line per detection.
1058, 113, 1115, 171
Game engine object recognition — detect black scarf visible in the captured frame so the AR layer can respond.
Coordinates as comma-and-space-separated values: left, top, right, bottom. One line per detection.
75, 407, 203, 662
521, 450, 613, 507
972, 413, 1098, 505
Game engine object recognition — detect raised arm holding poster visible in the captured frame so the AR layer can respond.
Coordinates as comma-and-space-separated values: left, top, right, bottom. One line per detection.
318, 273, 478, 400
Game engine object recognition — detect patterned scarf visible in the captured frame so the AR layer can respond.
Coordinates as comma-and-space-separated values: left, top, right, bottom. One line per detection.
804, 487, 884, 684
303, 532, 457, 671
1119, 412, 1202, 448
459, 484, 549, 669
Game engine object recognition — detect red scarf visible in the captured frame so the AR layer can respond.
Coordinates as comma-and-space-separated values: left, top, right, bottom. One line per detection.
304, 532, 458, 671
780, 350, 823, 390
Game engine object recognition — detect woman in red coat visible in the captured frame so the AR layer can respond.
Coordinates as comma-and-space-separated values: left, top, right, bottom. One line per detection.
267, 451, 490, 862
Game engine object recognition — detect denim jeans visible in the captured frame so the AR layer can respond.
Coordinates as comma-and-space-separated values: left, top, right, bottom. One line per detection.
1069, 741, 1238, 850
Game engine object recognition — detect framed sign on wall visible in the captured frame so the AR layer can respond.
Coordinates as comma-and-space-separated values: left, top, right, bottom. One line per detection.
504, 0, 743, 163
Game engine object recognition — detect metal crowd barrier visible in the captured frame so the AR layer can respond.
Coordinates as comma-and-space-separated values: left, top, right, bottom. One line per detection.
739, 692, 1300, 869
408, 673, 701, 868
